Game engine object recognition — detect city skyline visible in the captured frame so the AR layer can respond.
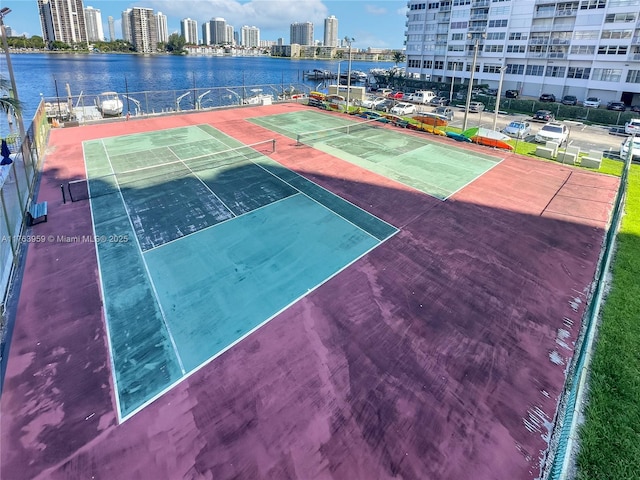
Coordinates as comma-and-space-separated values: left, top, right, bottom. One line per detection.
3, 1, 408, 49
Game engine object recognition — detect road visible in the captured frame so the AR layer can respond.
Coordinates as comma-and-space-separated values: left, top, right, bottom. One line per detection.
413, 103, 628, 160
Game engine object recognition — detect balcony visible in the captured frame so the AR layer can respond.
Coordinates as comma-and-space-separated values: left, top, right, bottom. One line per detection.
534, 9, 555, 18
468, 25, 487, 33
471, 0, 490, 7
629, 53, 640, 61
470, 14, 488, 21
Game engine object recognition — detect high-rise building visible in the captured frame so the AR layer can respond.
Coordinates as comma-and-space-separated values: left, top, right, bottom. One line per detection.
126, 7, 158, 53
156, 11, 168, 43
201, 22, 211, 45
181, 18, 198, 45
37, 0, 88, 46
324, 15, 338, 47
404, 0, 640, 105
121, 9, 132, 43
107, 16, 115, 42
241, 26, 260, 48
290, 22, 313, 45
209, 18, 227, 45
226, 24, 234, 45
84, 6, 104, 42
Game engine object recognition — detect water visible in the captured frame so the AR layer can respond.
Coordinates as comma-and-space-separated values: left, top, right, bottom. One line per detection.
5, 53, 394, 121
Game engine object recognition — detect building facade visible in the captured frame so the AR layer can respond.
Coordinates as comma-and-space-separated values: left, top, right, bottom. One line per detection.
324, 15, 338, 47
156, 11, 169, 43
121, 9, 132, 43
107, 16, 115, 42
84, 6, 103, 42
404, 0, 640, 105
37, 0, 88, 46
181, 18, 198, 45
241, 26, 260, 47
209, 18, 228, 45
127, 7, 158, 53
290, 22, 314, 45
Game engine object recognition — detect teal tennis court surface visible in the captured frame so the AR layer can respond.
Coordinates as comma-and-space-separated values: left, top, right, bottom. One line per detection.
81, 125, 397, 419
248, 110, 503, 200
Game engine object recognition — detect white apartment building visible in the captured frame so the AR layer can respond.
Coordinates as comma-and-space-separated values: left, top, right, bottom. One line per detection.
324, 15, 339, 47
156, 11, 169, 43
181, 18, 198, 45
405, 0, 640, 105
241, 26, 260, 47
121, 9, 132, 43
290, 22, 314, 45
84, 6, 104, 42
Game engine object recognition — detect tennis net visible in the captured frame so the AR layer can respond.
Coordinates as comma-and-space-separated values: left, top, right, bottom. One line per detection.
68, 139, 276, 201
295, 118, 382, 146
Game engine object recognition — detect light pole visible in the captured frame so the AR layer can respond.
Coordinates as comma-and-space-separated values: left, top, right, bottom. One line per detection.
344, 36, 354, 113
449, 61, 458, 104
462, 35, 483, 132
492, 65, 507, 131
0, 8, 29, 167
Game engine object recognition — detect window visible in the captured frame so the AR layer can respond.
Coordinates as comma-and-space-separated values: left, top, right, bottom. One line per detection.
545, 66, 566, 77
447, 61, 463, 70
529, 45, 548, 53
580, 0, 606, 9
597, 45, 628, 54
507, 45, 526, 53
453, 0, 471, 5
570, 45, 595, 54
451, 33, 464, 40
506, 64, 524, 74
592, 68, 623, 81
483, 64, 504, 73
423, 60, 433, 68
408, 59, 422, 68
448, 44, 465, 51
488, 19, 508, 28
509, 32, 528, 41
526, 65, 545, 76
484, 44, 504, 53
605, 13, 637, 22
627, 70, 640, 83
450, 21, 468, 29
434, 61, 445, 69
601, 30, 633, 39
428, 2, 440, 9
491, 6, 511, 15
410, 3, 426, 10
486, 32, 506, 40
574, 30, 599, 40
567, 67, 591, 79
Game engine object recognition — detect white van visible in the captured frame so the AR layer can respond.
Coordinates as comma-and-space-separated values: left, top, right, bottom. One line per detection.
407, 90, 437, 104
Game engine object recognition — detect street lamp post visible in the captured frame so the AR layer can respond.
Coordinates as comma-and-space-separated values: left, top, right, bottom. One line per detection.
462, 37, 481, 132
0, 8, 30, 168
344, 37, 354, 114
492, 65, 507, 131
449, 61, 458, 104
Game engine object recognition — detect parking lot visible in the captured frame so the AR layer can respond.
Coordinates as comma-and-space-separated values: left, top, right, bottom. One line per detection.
411, 102, 630, 160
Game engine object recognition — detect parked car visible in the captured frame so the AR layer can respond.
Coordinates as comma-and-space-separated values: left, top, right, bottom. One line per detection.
561, 95, 578, 106
434, 106, 454, 121
388, 91, 405, 99
607, 101, 627, 111
631, 105, 640, 113
624, 118, 640, 135
535, 122, 569, 145
584, 97, 601, 108
620, 136, 640, 161
429, 96, 450, 106
374, 98, 396, 112
467, 101, 485, 112
505, 89, 519, 99
406, 90, 437, 104
502, 120, 532, 139
390, 102, 417, 115
375, 88, 393, 97
539, 93, 556, 102
485, 88, 499, 96
360, 94, 383, 109
533, 109, 555, 122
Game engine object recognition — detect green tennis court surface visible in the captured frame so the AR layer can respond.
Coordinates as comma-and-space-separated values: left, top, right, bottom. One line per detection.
248, 110, 502, 200
83, 125, 397, 419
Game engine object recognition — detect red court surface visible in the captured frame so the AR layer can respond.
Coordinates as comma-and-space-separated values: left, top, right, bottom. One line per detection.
0, 103, 619, 480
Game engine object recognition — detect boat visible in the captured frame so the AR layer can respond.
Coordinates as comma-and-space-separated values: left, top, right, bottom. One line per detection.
413, 113, 448, 127
243, 89, 274, 105
96, 92, 123, 117
462, 127, 514, 150
446, 131, 472, 142
409, 122, 446, 136
470, 136, 514, 151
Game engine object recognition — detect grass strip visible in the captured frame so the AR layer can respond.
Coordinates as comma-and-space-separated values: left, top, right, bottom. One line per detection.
576, 162, 640, 480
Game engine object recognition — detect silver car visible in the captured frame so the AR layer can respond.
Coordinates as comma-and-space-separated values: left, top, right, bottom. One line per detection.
502, 121, 531, 139
467, 101, 485, 112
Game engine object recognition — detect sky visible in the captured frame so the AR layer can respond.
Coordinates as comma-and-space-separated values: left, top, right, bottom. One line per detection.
3, 0, 408, 49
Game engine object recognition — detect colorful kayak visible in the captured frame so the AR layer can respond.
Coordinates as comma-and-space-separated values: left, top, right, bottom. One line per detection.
446, 131, 472, 142
470, 136, 514, 151
413, 113, 448, 127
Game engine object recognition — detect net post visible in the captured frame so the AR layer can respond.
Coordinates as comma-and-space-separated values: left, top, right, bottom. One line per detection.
296, 134, 302, 146
60, 184, 66, 204
272, 139, 276, 153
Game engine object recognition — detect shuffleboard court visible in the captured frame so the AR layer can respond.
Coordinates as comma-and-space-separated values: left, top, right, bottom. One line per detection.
82, 125, 397, 419
248, 110, 502, 200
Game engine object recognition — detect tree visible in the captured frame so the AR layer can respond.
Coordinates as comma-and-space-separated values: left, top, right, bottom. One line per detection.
392, 51, 406, 66
1, 77, 22, 130
166, 33, 186, 54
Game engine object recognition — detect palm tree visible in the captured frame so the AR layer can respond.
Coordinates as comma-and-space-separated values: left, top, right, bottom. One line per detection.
1, 76, 22, 120
392, 51, 406, 66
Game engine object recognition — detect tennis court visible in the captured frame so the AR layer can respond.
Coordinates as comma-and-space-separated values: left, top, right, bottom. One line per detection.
248, 110, 502, 200
81, 124, 397, 419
